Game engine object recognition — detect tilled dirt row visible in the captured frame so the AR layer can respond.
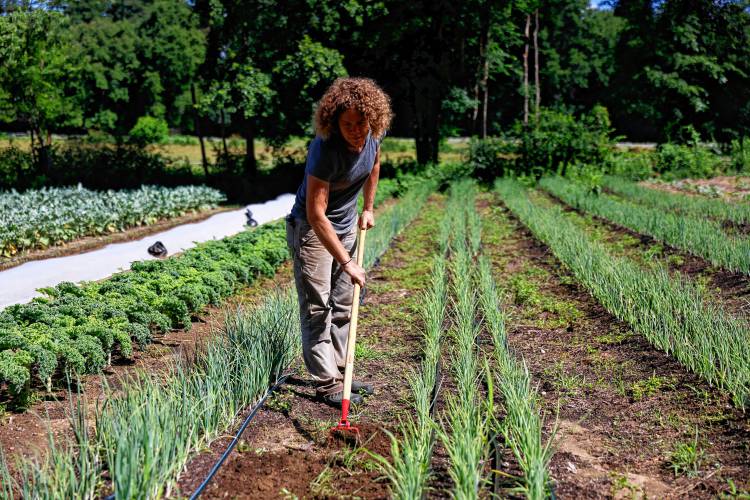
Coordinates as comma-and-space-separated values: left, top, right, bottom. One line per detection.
480, 193, 750, 499
172, 196, 444, 499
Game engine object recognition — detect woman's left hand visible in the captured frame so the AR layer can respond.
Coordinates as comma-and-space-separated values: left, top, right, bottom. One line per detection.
359, 209, 375, 230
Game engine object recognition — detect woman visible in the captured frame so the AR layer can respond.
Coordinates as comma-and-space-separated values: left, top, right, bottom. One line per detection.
286, 77, 392, 407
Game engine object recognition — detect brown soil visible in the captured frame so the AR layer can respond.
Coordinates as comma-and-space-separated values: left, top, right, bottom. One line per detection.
0, 205, 235, 271
642, 175, 750, 201
481, 195, 750, 498
170, 196, 444, 499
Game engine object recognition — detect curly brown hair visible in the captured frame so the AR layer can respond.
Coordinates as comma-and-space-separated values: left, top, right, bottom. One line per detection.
314, 77, 393, 140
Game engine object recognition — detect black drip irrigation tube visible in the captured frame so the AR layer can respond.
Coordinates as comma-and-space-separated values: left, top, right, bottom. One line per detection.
189, 373, 291, 499
101, 373, 291, 500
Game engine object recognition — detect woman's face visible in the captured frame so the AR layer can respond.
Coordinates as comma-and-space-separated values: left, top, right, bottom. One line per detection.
338, 108, 368, 152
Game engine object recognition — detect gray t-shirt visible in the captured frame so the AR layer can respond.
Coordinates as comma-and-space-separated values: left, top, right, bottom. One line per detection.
290, 132, 380, 233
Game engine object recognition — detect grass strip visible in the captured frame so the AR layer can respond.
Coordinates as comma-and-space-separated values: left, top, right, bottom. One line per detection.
540, 175, 750, 275
497, 178, 750, 409
476, 255, 553, 499
0, 179, 437, 499
602, 175, 750, 225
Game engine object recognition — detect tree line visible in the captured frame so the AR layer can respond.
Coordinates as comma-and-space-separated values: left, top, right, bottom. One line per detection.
1, 0, 749, 170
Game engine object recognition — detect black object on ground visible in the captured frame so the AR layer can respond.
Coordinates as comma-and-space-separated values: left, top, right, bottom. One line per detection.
148, 241, 168, 257
245, 209, 258, 227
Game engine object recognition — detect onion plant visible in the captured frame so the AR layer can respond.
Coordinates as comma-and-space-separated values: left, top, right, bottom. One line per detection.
540, 175, 750, 275
602, 175, 750, 225
374, 230, 448, 498
438, 181, 493, 499
498, 178, 750, 409
477, 256, 553, 499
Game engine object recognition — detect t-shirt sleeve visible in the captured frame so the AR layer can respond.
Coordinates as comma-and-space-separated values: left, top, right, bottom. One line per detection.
306, 138, 337, 182
378, 130, 387, 146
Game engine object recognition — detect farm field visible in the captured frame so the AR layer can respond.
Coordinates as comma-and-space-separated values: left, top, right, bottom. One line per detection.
2, 177, 750, 498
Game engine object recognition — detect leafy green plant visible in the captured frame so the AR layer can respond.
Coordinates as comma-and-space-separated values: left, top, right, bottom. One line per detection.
654, 139, 718, 180
730, 137, 750, 172
127, 116, 169, 146
668, 430, 704, 477
0, 221, 288, 406
0, 184, 225, 257
515, 106, 614, 178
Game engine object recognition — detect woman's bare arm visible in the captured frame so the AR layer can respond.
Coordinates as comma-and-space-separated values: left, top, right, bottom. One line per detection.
306, 174, 366, 286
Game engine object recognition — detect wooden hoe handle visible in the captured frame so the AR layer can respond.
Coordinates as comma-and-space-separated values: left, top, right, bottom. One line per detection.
341, 226, 367, 409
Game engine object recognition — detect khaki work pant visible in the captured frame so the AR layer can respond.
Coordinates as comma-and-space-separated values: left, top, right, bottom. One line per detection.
286, 216, 357, 396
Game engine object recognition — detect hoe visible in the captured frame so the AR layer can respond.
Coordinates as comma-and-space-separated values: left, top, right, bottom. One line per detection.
331, 225, 368, 440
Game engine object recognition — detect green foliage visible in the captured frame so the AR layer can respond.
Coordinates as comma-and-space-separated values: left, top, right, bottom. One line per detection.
0, 9, 81, 138
668, 430, 704, 478
440, 87, 478, 137
0, 222, 289, 405
606, 151, 654, 181
731, 138, 750, 172
497, 178, 750, 409
467, 137, 516, 181
127, 116, 169, 146
542, 175, 750, 275
654, 139, 718, 180
269, 35, 347, 141
515, 106, 614, 178
67, 0, 205, 137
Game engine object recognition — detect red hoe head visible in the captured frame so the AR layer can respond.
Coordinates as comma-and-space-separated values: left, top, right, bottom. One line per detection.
330, 399, 360, 441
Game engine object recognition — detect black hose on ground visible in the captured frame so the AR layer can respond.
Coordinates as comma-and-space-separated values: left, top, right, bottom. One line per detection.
189, 373, 291, 499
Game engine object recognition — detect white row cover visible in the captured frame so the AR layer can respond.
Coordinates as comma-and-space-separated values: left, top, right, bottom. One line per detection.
0, 193, 296, 310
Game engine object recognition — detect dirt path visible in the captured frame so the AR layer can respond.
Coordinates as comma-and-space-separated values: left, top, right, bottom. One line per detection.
480, 193, 750, 499
0, 206, 236, 272
171, 196, 444, 499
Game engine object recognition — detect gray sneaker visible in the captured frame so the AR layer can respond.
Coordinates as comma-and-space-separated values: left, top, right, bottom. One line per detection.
321, 391, 364, 408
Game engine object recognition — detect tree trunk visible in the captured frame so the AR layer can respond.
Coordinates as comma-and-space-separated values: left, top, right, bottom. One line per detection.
482, 34, 490, 139
220, 109, 229, 156
29, 127, 37, 166
534, 9, 540, 125
244, 126, 257, 176
472, 35, 484, 133
523, 13, 530, 126
190, 83, 209, 178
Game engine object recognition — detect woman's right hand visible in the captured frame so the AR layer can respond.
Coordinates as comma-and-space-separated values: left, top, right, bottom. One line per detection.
343, 260, 366, 287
